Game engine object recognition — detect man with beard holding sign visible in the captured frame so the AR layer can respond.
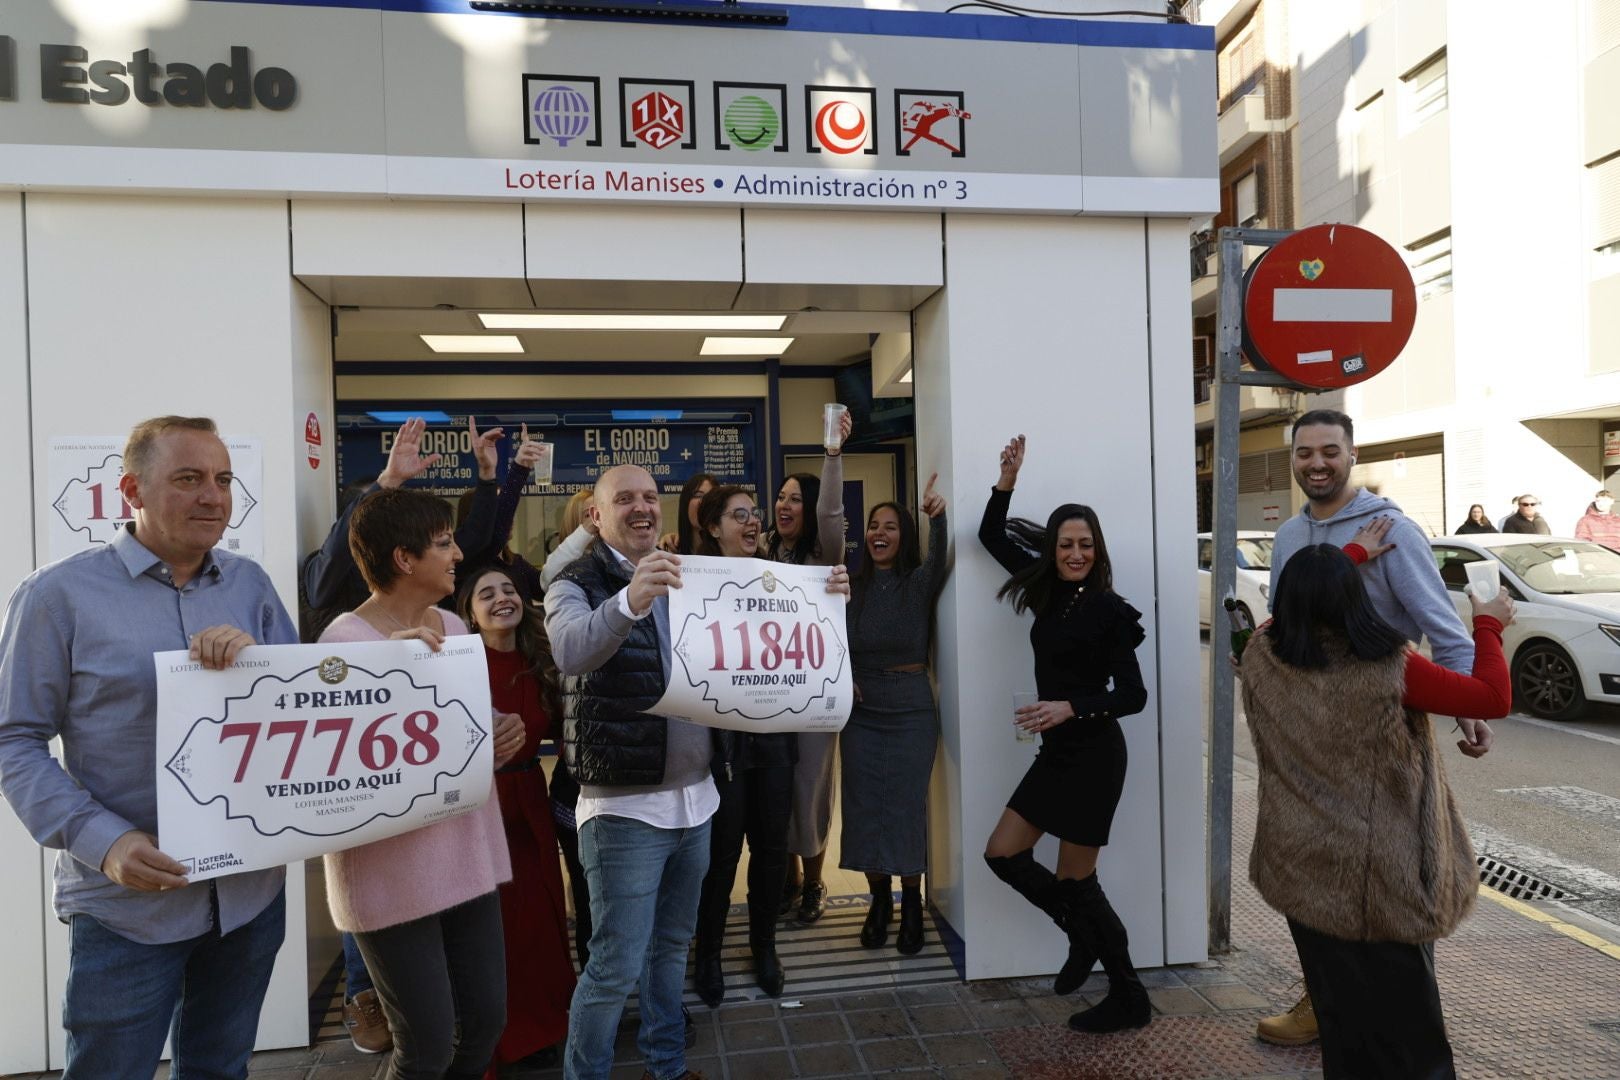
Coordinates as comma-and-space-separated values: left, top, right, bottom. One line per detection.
545, 464, 718, 1080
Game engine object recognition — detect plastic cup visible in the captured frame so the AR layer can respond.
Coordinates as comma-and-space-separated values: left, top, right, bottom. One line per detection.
823, 403, 848, 452
529, 441, 555, 486
1464, 559, 1500, 603
1012, 692, 1038, 743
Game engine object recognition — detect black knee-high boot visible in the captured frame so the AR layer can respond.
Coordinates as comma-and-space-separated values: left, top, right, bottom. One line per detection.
1066, 876, 1151, 1033
984, 852, 1097, 995
694, 873, 731, 1008
861, 876, 893, 948
748, 892, 785, 997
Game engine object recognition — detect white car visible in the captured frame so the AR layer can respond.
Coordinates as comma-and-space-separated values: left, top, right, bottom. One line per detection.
1428, 535, 1620, 721
1197, 531, 1274, 630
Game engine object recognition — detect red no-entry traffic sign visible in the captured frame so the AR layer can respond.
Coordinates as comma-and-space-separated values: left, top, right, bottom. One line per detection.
1241, 223, 1417, 390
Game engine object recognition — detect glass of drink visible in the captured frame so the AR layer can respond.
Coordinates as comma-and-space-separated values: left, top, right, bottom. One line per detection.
1012, 692, 1039, 743
1464, 559, 1501, 603
529, 440, 555, 487
823, 403, 848, 452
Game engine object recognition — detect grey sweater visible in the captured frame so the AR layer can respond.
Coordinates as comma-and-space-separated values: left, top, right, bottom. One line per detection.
1269, 488, 1473, 674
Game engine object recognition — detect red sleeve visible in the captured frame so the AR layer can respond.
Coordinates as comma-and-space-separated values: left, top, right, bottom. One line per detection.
1401, 616, 1510, 718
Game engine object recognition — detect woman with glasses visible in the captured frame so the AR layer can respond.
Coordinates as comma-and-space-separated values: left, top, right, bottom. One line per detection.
690, 485, 849, 1006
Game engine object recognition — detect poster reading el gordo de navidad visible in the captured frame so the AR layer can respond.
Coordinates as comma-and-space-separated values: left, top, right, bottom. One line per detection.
156, 638, 493, 881
651, 556, 852, 734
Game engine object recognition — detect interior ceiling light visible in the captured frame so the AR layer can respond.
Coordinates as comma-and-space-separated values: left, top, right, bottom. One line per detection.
699, 336, 795, 356
420, 334, 524, 354
478, 313, 787, 331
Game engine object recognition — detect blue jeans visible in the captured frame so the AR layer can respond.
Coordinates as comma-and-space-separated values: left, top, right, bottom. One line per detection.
564, 814, 711, 1080
62, 887, 286, 1080
341, 932, 373, 998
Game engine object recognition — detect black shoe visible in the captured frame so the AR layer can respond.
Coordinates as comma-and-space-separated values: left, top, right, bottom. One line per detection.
683, 1005, 697, 1049
896, 888, 925, 955
752, 945, 786, 997
1052, 877, 1099, 996
695, 953, 725, 1009
1067, 987, 1151, 1033
796, 880, 827, 924
860, 892, 893, 948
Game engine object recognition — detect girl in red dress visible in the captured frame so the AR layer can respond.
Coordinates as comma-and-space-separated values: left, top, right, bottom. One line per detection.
459, 564, 576, 1074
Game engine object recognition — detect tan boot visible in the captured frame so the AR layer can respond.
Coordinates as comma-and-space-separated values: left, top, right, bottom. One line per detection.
1255, 988, 1318, 1046
342, 988, 393, 1054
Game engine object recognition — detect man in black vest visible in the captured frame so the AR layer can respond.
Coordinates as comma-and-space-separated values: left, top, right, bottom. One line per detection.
546, 464, 717, 1080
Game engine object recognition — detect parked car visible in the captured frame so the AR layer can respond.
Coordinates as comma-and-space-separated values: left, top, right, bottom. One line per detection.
1428, 535, 1620, 720
1197, 531, 1274, 629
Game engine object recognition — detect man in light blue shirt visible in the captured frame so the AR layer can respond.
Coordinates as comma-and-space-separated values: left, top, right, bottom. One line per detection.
0, 416, 296, 1079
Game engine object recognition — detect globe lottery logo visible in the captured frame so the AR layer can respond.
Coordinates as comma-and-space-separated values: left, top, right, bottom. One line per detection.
724, 95, 780, 151
523, 74, 602, 148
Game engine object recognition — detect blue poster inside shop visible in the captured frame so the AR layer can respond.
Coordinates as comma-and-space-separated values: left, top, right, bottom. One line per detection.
335, 402, 762, 497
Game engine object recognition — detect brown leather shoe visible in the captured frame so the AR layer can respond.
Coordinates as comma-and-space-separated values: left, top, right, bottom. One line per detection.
1255, 988, 1318, 1046
342, 988, 392, 1054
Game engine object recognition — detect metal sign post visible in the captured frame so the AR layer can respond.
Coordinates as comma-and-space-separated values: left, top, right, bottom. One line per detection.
1207, 226, 1292, 954
1206, 223, 1417, 952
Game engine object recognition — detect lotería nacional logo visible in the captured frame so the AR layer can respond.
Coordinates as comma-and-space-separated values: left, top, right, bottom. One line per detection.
318, 657, 349, 685
805, 86, 876, 156
895, 90, 970, 157
524, 74, 601, 148
715, 82, 787, 153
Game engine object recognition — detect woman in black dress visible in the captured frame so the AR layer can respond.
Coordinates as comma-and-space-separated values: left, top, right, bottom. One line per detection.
977, 434, 1151, 1034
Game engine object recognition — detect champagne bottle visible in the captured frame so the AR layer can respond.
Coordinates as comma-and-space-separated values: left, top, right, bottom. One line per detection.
1224, 596, 1253, 659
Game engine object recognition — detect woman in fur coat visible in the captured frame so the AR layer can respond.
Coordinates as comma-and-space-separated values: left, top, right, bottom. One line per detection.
1241, 543, 1515, 1079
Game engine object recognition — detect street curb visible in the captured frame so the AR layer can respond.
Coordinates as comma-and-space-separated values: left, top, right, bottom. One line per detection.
1477, 884, 1620, 963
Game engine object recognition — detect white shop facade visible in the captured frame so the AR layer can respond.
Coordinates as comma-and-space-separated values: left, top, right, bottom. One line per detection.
0, 0, 1216, 1068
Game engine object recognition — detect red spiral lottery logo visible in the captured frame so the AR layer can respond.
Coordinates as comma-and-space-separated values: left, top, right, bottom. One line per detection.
815, 100, 867, 154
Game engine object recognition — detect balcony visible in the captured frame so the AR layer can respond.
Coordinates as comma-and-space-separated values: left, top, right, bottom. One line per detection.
1218, 91, 1288, 167
1190, 229, 1218, 315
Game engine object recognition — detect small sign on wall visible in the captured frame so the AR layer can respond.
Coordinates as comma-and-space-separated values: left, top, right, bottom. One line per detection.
1605, 429, 1620, 464
48, 436, 264, 563
1262, 504, 1281, 526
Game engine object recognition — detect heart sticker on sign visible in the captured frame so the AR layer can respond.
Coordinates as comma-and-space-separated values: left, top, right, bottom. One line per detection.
1298, 258, 1324, 280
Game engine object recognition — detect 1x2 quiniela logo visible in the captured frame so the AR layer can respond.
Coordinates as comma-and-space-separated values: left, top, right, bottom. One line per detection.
520, 74, 969, 159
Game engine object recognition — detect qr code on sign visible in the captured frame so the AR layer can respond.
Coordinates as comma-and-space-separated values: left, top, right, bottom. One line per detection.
443, 789, 461, 806
826, 697, 838, 711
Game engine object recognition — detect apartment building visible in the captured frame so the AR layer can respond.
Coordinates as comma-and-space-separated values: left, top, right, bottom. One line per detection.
1191, 0, 1620, 538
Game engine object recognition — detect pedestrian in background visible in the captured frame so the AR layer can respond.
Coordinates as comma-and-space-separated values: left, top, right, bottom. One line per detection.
1454, 503, 1496, 535
1574, 489, 1620, 552
1501, 494, 1552, 535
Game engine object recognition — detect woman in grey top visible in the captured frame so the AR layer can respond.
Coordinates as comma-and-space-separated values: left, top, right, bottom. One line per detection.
771, 408, 850, 924
839, 477, 949, 953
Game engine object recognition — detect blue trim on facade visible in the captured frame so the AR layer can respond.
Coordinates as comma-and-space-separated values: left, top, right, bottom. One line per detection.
200, 0, 1213, 49
766, 357, 783, 503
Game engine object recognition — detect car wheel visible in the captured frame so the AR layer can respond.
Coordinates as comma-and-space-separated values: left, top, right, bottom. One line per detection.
1512, 641, 1588, 721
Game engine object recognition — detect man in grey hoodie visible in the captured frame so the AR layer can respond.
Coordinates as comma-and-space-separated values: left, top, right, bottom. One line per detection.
1255, 408, 1493, 1049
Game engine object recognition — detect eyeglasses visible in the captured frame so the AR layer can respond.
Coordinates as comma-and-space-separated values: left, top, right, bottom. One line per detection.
725, 507, 765, 524
1520, 501, 1539, 508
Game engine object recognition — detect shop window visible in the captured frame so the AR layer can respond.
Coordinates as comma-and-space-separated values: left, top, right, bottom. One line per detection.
1399, 51, 1447, 133
1406, 229, 1453, 300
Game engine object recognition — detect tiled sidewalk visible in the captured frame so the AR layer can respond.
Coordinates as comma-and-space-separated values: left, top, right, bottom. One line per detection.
14, 766, 1620, 1079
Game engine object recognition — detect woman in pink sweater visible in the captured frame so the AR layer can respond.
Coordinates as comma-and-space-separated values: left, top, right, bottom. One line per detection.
320, 488, 525, 1080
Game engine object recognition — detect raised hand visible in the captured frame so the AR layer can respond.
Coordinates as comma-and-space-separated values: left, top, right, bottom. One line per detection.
378, 417, 442, 490
837, 408, 853, 446
921, 472, 946, 518
996, 435, 1026, 492
514, 423, 546, 469
469, 415, 505, 481
626, 550, 682, 616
